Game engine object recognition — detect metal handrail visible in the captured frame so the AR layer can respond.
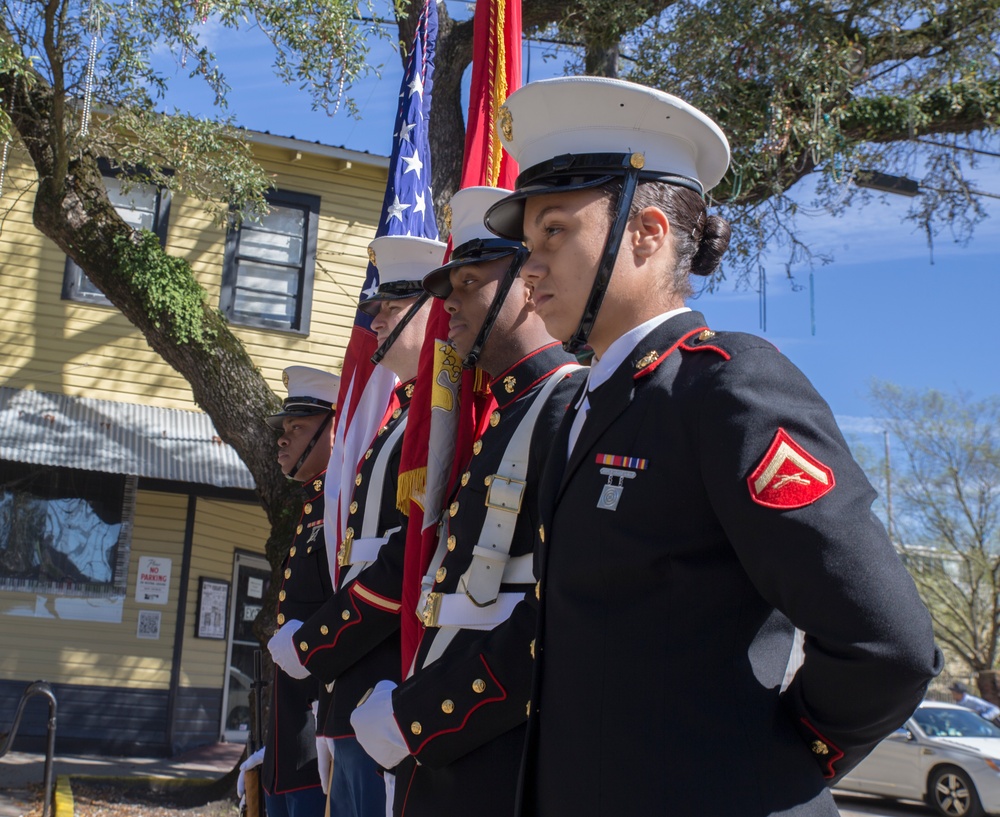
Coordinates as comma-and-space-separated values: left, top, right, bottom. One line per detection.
0, 680, 58, 817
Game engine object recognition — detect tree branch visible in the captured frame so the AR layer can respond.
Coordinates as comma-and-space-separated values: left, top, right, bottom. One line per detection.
840, 79, 1000, 143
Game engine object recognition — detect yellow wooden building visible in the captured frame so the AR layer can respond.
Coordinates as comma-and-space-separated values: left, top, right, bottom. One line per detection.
0, 132, 387, 755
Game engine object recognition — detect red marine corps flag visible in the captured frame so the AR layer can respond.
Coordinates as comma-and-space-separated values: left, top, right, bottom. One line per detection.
397, 0, 523, 674
325, 0, 439, 581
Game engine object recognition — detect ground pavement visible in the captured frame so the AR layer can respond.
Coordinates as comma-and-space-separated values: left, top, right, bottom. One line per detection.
2, 744, 937, 817
0, 742, 245, 817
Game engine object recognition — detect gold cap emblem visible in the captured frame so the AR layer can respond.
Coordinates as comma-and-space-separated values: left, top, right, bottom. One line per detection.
367, 247, 376, 266
443, 202, 453, 233
499, 105, 513, 142
503, 375, 516, 394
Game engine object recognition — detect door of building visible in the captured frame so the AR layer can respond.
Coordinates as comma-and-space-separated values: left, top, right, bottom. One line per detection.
221, 551, 272, 743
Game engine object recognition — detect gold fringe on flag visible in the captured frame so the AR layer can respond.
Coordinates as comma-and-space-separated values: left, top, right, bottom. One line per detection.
485, 0, 508, 187
397, 467, 426, 515
474, 367, 492, 396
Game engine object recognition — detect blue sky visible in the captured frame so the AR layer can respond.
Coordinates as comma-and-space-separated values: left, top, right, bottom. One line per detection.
154, 12, 1000, 434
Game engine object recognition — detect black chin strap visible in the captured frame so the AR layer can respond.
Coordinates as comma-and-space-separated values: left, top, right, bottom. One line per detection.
370, 292, 431, 366
462, 248, 529, 369
563, 163, 642, 355
286, 410, 333, 481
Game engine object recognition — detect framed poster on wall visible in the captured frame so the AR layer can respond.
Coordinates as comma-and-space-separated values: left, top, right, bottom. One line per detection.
196, 578, 230, 639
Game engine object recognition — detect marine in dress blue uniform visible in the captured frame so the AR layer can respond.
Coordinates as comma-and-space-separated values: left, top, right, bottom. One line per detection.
349, 188, 584, 817
263, 366, 340, 817
268, 236, 442, 817
483, 76, 943, 817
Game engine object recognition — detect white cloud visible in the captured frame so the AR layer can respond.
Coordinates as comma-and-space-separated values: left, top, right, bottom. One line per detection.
834, 414, 885, 435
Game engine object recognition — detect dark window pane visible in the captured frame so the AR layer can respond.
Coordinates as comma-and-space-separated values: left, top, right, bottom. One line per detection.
223, 192, 318, 333
64, 175, 164, 305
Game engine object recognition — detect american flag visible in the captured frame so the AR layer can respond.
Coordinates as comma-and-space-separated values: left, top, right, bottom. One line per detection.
398, 0, 522, 674
325, 0, 439, 581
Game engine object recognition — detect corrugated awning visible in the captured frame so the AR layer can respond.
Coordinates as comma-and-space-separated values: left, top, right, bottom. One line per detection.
0, 387, 255, 490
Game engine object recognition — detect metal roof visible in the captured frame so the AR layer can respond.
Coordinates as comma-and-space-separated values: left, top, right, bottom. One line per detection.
0, 387, 255, 490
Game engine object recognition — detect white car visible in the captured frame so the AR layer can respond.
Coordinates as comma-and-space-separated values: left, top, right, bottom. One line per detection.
836, 700, 1000, 816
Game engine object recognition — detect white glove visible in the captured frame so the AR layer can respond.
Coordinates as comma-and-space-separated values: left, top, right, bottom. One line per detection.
310, 699, 335, 794
267, 620, 310, 679
237, 746, 265, 798
350, 680, 410, 769
383, 772, 395, 817
316, 735, 335, 794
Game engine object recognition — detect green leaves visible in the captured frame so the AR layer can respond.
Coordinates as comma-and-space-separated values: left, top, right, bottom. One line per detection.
113, 229, 216, 348
2, 0, 387, 218
620, 0, 1000, 285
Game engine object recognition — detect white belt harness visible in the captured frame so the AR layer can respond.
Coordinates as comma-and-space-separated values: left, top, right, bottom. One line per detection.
338, 415, 408, 586
417, 364, 581, 636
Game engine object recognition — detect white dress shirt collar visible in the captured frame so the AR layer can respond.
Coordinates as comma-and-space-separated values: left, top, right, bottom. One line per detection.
586, 307, 691, 395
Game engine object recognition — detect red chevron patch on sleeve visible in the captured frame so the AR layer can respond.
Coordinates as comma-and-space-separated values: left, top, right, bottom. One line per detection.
748, 428, 835, 509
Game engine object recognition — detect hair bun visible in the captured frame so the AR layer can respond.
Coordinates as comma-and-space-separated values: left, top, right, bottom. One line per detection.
690, 215, 731, 277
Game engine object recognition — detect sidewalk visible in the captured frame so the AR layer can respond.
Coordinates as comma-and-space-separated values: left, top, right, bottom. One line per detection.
0, 742, 245, 817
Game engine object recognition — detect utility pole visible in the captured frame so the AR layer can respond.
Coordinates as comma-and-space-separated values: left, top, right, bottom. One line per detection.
884, 430, 894, 544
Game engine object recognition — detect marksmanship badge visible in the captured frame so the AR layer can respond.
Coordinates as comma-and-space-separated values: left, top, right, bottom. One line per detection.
597, 467, 636, 511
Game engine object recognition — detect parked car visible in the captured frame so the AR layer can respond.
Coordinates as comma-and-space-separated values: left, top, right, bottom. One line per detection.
836, 700, 1000, 816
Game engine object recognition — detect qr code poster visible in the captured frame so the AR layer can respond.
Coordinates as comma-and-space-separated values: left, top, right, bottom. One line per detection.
137, 610, 162, 640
